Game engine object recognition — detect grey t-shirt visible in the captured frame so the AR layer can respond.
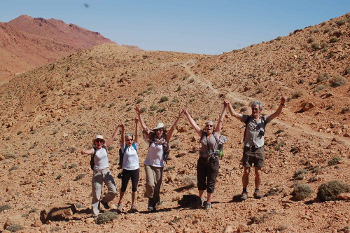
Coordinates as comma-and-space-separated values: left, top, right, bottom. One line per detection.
199, 131, 218, 158
242, 115, 270, 148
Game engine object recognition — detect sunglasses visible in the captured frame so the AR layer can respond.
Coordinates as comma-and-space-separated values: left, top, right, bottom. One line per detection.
252, 108, 259, 111
206, 125, 213, 128
126, 138, 133, 141
95, 139, 104, 143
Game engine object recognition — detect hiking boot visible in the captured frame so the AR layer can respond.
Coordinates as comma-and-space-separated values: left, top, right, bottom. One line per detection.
254, 189, 263, 199
129, 205, 138, 213
241, 191, 248, 201
205, 202, 212, 210
101, 201, 110, 209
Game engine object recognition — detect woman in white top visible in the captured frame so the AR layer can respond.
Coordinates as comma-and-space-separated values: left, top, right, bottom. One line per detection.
136, 105, 183, 212
117, 118, 140, 213
80, 126, 120, 217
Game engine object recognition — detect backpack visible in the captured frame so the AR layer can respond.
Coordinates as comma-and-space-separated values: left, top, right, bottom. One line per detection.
118, 144, 137, 167
90, 146, 107, 170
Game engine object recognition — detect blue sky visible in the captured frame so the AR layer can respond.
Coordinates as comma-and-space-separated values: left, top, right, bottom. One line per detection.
1, 0, 349, 54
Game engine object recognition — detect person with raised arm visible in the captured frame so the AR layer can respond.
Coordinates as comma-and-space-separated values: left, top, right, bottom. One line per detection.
226, 97, 286, 200
183, 102, 227, 209
116, 118, 140, 213
135, 105, 183, 212
80, 125, 121, 217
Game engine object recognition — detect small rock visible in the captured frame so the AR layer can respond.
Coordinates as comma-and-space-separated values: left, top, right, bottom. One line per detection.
85, 217, 95, 224
337, 193, 350, 200
237, 224, 248, 233
31, 218, 42, 227
224, 225, 234, 233
4, 215, 25, 229
0, 154, 4, 161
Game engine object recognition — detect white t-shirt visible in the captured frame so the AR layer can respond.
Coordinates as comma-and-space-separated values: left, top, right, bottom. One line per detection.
121, 143, 140, 170
144, 142, 164, 167
94, 147, 109, 171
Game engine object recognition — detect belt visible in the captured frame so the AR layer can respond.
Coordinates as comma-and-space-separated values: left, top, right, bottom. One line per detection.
244, 145, 262, 151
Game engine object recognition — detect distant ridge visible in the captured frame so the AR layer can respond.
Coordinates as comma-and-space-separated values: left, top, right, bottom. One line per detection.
0, 15, 114, 85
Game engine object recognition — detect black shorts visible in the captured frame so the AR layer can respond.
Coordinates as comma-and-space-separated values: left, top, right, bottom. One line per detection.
242, 146, 265, 168
120, 169, 140, 192
197, 156, 219, 193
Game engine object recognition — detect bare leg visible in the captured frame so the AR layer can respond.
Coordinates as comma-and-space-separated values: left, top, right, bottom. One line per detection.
206, 192, 212, 203
118, 191, 125, 205
242, 167, 250, 190
254, 167, 261, 190
199, 190, 205, 199
131, 192, 136, 206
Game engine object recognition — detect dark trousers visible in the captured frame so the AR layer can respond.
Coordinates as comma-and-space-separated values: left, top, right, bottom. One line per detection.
197, 157, 219, 193
120, 169, 140, 192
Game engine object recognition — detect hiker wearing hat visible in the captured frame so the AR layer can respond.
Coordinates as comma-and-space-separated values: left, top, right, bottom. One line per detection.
80, 125, 121, 217
116, 118, 140, 213
183, 102, 227, 209
226, 97, 285, 200
136, 105, 183, 212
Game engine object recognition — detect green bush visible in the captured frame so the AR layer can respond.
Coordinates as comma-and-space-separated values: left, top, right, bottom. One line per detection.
96, 211, 118, 224
291, 183, 313, 201
317, 180, 350, 202
311, 43, 321, 50
329, 76, 346, 87
150, 105, 158, 111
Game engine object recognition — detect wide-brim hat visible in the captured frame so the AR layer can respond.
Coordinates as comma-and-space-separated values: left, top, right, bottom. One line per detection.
93, 135, 105, 143
153, 122, 165, 131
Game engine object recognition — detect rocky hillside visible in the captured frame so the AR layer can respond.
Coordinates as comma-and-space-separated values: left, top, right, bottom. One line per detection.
0, 13, 349, 233
0, 15, 113, 85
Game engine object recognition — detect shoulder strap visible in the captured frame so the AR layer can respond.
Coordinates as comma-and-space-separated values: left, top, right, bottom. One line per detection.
132, 143, 137, 151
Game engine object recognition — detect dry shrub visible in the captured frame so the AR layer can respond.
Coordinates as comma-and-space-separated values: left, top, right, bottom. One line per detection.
329, 76, 346, 87
6, 224, 24, 232
96, 211, 118, 224
291, 183, 313, 201
317, 181, 350, 202
328, 156, 341, 166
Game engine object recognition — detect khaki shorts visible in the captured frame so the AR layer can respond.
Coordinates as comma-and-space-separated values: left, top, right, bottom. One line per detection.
242, 146, 265, 168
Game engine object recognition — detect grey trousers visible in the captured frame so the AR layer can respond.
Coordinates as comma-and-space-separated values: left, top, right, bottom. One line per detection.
91, 168, 117, 216
144, 165, 163, 203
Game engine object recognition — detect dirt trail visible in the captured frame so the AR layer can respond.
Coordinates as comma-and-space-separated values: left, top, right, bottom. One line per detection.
183, 60, 350, 148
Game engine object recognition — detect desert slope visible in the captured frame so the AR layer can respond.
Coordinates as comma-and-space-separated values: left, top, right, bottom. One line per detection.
0, 15, 114, 85
0, 13, 349, 233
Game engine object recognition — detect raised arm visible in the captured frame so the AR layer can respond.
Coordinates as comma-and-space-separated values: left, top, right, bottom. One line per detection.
215, 102, 227, 133
226, 100, 243, 121
105, 125, 120, 148
183, 109, 201, 136
134, 117, 139, 143
120, 123, 125, 147
269, 96, 286, 121
135, 105, 149, 133
166, 110, 183, 142
81, 148, 94, 155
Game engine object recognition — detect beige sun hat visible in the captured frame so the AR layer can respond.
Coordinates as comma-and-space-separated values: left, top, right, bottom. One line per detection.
93, 135, 105, 142
153, 122, 165, 131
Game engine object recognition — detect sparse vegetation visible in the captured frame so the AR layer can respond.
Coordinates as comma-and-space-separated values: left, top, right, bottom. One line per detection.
9, 165, 18, 171
232, 102, 244, 109
291, 183, 313, 201
316, 73, 329, 83
157, 107, 166, 113
317, 180, 350, 202
6, 224, 24, 232
328, 156, 341, 166
329, 76, 346, 87
290, 146, 300, 154
307, 38, 314, 43
176, 85, 181, 92
159, 96, 169, 103
74, 174, 86, 181
344, 67, 350, 75
150, 105, 158, 111
335, 20, 345, 26
291, 89, 303, 99
136, 98, 143, 104
341, 106, 350, 114
314, 84, 326, 93
311, 43, 321, 50
96, 211, 118, 224
0, 204, 11, 212
293, 169, 307, 180
329, 38, 338, 43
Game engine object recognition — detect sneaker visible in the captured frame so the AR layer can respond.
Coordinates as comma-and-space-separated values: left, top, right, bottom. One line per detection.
254, 189, 263, 199
147, 199, 156, 212
205, 202, 212, 210
129, 205, 138, 213
117, 203, 123, 212
101, 201, 110, 209
200, 198, 206, 208
241, 191, 248, 201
